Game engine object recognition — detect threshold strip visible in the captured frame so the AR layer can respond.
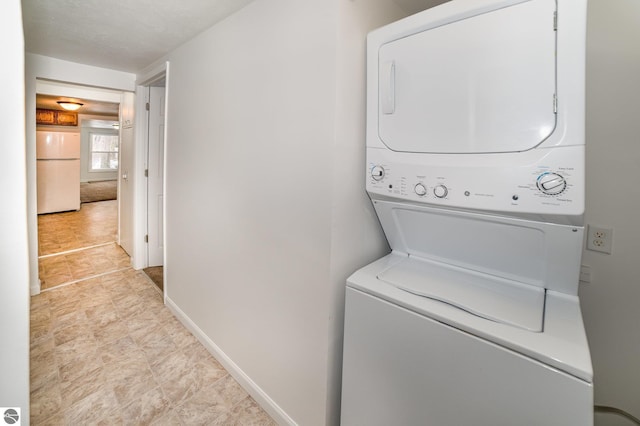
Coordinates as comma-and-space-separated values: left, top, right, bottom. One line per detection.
38, 241, 116, 259
40, 267, 131, 293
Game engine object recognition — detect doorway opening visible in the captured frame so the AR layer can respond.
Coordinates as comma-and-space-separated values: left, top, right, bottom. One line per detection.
140, 73, 167, 293
35, 80, 129, 291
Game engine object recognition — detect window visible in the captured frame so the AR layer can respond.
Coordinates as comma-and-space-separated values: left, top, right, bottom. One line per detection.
90, 133, 119, 171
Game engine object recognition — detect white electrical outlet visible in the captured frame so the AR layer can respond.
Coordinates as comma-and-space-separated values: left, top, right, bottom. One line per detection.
586, 225, 613, 254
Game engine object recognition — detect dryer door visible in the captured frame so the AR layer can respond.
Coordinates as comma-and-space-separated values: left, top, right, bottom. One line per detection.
378, 0, 557, 154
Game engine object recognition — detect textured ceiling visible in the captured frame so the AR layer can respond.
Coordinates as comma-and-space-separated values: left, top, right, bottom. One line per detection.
22, 0, 448, 74
22, 0, 256, 73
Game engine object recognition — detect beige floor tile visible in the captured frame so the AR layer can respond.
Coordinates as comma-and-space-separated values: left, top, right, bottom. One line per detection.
111, 370, 160, 407
37, 200, 117, 256
99, 335, 141, 365
30, 379, 62, 425
30, 349, 59, 393
34, 411, 66, 426
121, 386, 172, 425
126, 309, 164, 338
150, 409, 183, 426
32, 200, 275, 425
93, 320, 130, 346
174, 388, 232, 425
160, 370, 200, 406
63, 386, 119, 425
58, 352, 103, 384
30, 307, 52, 326
138, 328, 179, 365
164, 319, 199, 349
60, 368, 108, 410
54, 334, 98, 367
96, 415, 125, 425
31, 336, 55, 360
86, 304, 120, 329
212, 374, 250, 407
31, 291, 50, 308
41, 272, 73, 290
153, 350, 193, 384
212, 395, 279, 426
183, 339, 218, 364
30, 322, 53, 347
53, 322, 94, 346
191, 359, 229, 390
51, 307, 88, 331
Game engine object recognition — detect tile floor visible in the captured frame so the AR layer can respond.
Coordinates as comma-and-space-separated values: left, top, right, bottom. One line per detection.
32, 201, 276, 425
38, 200, 118, 256
38, 242, 130, 291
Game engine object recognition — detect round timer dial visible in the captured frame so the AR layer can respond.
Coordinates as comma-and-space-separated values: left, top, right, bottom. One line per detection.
536, 172, 567, 195
434, 185, 448, 198
371, 165, 385, 181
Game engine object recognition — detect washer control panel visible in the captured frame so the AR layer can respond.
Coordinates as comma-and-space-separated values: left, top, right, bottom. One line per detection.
366, 147, 585, 217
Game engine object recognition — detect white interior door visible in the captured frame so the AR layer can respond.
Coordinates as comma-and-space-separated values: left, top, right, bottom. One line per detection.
147, 85, 165, 267
118, 92, 135, 256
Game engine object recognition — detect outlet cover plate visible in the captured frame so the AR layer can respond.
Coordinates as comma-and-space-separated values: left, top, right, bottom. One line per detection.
586, 225, 613, 254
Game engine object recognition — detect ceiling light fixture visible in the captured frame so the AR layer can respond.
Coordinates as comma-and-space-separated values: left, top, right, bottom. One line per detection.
57, 101, 84, 111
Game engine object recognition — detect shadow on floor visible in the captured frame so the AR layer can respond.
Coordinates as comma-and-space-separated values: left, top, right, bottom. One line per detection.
143, 266, 163, 291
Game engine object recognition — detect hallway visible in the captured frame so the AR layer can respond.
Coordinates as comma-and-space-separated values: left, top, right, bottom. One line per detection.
31, 201, 275, 425
37, 200, 126, 291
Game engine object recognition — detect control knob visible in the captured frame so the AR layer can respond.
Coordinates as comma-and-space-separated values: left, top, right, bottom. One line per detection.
434, 184, 448, 198
414, 183, 427, 196
536, 172, 567, 195
371, 165, 385, 181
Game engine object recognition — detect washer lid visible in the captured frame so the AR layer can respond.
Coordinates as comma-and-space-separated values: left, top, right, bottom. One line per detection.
377, 0, 557, 154
378, 256, 545, 332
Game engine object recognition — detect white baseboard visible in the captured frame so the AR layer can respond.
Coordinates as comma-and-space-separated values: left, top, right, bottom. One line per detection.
30, 278, 41, 296
165, 297, 296, 426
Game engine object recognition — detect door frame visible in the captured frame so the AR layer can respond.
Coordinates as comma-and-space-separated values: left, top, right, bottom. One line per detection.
146, 84, 166, 268
134, 62, 170, 293
31, 79, 129, 294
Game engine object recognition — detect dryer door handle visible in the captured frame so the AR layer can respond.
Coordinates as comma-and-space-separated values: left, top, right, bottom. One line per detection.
381, 60, 395, 114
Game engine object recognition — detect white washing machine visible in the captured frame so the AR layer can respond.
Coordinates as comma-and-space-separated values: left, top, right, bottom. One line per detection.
341, 0, 593, 425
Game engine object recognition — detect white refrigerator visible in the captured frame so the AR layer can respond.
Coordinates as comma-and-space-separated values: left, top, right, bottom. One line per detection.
36, 131, 81, 214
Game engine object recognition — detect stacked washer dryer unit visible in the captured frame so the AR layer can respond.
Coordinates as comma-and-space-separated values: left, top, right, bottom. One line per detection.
341, 0, 593, 425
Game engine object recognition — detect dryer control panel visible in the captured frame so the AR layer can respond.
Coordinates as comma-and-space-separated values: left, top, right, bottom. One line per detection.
366, 146, 585, 219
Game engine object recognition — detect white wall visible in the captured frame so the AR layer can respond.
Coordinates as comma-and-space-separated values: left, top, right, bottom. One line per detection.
580, 0, 640, 420
25, 54, 136, 294
156, 0, 405, 423
0, 0, 30, 419
163, 2, 335, 423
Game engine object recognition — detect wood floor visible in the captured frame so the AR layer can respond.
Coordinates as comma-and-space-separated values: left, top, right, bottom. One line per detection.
31, 200, 276, 425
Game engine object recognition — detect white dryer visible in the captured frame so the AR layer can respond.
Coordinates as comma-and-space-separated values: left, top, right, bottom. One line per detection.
341, 0, 593, 425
